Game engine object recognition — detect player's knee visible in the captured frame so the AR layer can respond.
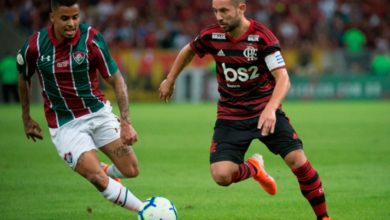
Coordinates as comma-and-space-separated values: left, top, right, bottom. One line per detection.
214, 176, 232, 186
121, 164, 139, 178
284, 149, 307, 169
211, 170, 232, 186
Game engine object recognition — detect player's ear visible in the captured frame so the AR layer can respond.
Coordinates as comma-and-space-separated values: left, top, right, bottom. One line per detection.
238, 2, 246, 13
49, 12, 54, 23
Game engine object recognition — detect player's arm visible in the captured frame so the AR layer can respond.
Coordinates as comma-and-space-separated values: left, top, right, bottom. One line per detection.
258, 52, 291, 136
105, 71, 138, 146
159, 43, 196, 102
18, 74, 43, 141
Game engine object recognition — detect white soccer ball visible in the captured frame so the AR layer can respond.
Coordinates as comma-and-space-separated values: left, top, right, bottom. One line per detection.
137, 196, 178, 220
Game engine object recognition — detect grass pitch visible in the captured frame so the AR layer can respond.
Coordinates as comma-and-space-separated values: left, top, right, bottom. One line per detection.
0, 101, 389, 220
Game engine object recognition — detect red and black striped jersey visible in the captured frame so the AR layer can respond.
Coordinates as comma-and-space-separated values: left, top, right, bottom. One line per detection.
190, 19, 284, 120
17, 23, 118, 128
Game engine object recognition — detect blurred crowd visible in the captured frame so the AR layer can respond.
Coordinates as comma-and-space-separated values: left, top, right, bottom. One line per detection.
1, 0, 390, 75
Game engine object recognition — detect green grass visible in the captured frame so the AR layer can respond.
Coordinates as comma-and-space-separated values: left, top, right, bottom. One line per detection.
1, 101, 390, 219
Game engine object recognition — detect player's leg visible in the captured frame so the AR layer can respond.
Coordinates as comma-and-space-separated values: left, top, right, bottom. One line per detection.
89, 106, 143, 210
209, 119, 276, 194
100, 139, 139, 179
50, 110, 143, 212
210, 144, 277, 195
209, 119, 252, 186
74, 149, 142, 211
74, 149, 107, 190
284, 149, 330, 220
261, 109, 330, 219
210, 160, 239, 186
92, 105, 139, 179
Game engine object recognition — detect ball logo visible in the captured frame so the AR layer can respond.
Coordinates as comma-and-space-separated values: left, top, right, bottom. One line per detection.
243, 46, 258, 61
222, 63, 260, 82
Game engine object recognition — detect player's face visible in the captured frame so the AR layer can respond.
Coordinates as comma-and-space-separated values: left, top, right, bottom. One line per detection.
50, 4, 80, 42
212, 0, 245, 33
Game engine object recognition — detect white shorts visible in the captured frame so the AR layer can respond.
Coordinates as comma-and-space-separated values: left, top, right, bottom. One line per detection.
49, 103, 121, 169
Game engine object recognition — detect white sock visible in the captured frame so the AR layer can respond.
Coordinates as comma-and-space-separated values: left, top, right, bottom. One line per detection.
101, 177, 143, 211
107, 164, 125, 178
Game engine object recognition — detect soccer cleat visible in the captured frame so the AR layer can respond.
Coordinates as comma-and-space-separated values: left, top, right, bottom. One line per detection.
101, 162, 122, 183
247, 153, 277, 195
322, 217, 332, 220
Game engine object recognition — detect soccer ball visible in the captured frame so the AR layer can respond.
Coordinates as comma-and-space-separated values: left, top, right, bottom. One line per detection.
138, 196, 178, 220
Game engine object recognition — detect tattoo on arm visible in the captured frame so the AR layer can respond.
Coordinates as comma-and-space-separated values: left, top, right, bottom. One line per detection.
114, 74, 131, 123
19, 75, 31, 121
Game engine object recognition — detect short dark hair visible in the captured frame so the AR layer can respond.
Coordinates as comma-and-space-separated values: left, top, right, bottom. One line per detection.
231, 0, 246, 6
51, 0, 78, 10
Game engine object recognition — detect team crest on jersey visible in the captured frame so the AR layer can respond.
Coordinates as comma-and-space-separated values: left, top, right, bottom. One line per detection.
248, 35, 260, 42
72, 51, 86, 64
212, 33, 226, 40
243, 46, 258, 61
63, 152, 73, 165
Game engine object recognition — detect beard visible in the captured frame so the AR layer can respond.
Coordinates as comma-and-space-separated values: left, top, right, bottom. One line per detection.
219, 17, 241, 33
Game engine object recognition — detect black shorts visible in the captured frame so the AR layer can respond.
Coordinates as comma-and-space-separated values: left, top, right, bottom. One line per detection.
209, 109, 303, 164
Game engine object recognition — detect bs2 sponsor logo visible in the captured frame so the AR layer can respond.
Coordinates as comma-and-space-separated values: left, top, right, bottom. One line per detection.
222, 63, 260, 82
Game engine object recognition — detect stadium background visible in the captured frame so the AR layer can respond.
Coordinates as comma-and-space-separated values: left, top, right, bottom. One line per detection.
0, 0, 389, 103
0, 1, 390, 219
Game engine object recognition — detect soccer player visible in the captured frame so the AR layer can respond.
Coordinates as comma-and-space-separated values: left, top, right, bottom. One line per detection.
159, 0, 331, 219
17, 0, 143, 213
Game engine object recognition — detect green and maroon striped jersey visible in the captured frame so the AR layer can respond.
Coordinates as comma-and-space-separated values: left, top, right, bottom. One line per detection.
17, 23, 118, 128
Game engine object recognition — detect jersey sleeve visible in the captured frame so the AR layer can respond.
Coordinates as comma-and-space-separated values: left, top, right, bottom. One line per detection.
189, 34, 208, 58
16, 34, 39, 79
261, 38, 285, 71
90, 31, 118, 78
258, 23, 281, 57
253, 21, 286, 71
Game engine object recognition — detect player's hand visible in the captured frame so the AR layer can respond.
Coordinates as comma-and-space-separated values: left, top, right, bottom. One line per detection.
257, 106, 276, 136
120, 121, 138, 145
23, 119, 43, 142
159, 78, 175, 103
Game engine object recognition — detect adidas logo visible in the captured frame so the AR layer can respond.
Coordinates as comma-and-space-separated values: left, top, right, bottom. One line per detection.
217, 49, 225, 56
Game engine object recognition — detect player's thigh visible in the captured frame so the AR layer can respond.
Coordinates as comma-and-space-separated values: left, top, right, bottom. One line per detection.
210, 119, 253, 164
49, 120, 97, 169
92, 109, 139, 175
259, 110, 303, 158
100, 139, 139, 176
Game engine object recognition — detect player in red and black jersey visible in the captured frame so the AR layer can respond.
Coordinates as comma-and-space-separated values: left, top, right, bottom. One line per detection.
159, 0, 331, 219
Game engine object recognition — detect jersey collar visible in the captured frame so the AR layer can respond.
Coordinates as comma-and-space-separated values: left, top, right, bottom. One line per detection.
226, 19, 254, 44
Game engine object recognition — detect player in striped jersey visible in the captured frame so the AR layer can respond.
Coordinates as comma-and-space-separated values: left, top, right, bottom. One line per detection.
159, 0, 331, 219
17, 0, 144, 214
